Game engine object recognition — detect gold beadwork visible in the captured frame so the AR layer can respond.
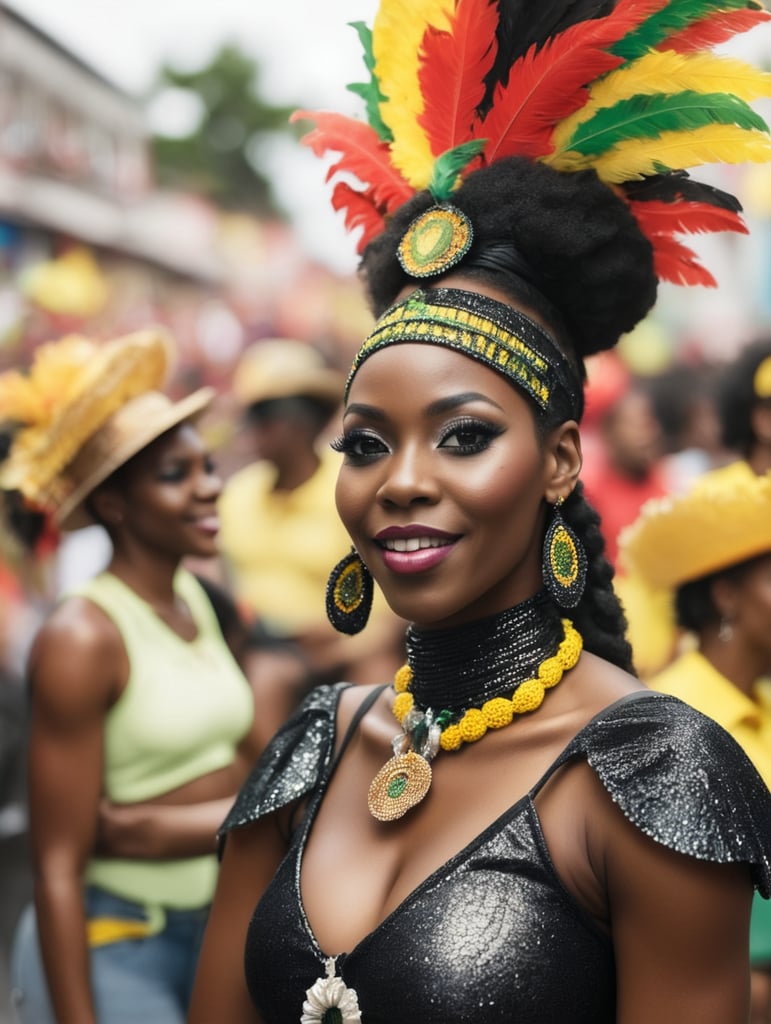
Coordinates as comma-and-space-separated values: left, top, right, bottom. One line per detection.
367, 751, 433, 821
368, 618, 583, 820
347, 291, 555, 411
397, 206, 473, 278
392, 619, 582, 752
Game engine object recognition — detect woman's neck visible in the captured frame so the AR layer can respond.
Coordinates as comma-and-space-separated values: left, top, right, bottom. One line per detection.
107, 551, 181, 612
406, 591, 564, 713
700, 633, 764, 699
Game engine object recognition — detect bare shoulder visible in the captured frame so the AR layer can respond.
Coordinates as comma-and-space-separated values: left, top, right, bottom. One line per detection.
566, 649, 647, 715
28, 595, 127, 716
337, 681, 393, 728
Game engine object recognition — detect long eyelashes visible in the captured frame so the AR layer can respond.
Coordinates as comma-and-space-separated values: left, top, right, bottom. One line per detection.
331, 417, 503, 461
330, 429, 387, 460
438, 417, 503, 454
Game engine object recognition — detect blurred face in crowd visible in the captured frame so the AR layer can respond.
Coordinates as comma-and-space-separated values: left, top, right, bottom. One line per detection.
93, 422, 222, 559
602, 388, 663, 481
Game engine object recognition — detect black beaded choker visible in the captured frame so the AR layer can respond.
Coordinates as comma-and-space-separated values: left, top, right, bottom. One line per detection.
405, 590, 563, 714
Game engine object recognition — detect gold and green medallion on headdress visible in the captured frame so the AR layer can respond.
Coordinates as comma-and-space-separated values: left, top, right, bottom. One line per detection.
397, 206, 473, 277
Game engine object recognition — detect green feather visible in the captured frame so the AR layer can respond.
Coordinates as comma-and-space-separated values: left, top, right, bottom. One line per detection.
429, 140, 487, 202
565, 90, 769, 156
611, 0, 755, 62
345, 21, 393, 142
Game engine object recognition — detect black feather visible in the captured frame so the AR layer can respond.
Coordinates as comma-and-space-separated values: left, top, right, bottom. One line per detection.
479, 0, 615, 115
620, 172, 743, 212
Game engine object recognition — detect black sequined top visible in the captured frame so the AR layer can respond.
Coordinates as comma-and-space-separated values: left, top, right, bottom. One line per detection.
221, 684, 771, 1024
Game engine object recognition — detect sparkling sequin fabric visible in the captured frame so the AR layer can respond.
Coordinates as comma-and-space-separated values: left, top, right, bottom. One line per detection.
222, 687, 771, 1024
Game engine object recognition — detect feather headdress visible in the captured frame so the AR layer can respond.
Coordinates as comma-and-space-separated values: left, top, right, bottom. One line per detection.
293, 0, 771, 289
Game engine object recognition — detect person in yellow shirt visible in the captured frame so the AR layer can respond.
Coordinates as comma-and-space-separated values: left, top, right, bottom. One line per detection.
620, 468, 771, 1024
218, 339, 404, 686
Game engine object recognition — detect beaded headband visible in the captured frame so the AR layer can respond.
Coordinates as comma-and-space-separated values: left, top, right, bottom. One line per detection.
345, 287, 583, 421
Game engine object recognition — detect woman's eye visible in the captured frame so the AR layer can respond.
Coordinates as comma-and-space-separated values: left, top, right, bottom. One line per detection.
439, 419, 502, 454
158, 464, 187, 483
330, 431, 388, 460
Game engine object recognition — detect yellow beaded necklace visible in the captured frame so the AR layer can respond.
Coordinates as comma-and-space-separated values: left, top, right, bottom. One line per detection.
367, 618, 583, 821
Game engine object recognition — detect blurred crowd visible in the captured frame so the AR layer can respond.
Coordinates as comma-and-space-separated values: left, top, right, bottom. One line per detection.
3, 311, 771, 1018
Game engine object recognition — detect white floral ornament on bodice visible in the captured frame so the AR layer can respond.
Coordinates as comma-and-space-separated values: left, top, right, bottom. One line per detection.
301, 956, 362, 1024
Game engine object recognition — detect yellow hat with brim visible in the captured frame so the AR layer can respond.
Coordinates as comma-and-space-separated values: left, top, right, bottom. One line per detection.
232, 339, 343, 409
0, 328, 213, 531
619, 463, 771, 590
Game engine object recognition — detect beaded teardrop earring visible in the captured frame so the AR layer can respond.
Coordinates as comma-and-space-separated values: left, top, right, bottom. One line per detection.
542, 497, 587, 609
325, 547, 373, 635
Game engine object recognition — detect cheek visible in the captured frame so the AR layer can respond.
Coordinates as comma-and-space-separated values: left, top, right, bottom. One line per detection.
461, 450, 544, 520
750, 580, 771, 623
335, 468, 369, 534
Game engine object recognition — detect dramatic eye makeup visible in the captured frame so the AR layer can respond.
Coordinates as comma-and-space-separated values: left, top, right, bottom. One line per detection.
438, 417, 504, 455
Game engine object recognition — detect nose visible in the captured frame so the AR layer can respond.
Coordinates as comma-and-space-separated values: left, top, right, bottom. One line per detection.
376, 442, 440, 508
197, 463, 223, 501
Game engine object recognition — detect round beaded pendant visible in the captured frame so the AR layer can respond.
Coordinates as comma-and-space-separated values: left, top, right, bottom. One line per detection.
397, 205, 473, 278
367, 751, 432, 821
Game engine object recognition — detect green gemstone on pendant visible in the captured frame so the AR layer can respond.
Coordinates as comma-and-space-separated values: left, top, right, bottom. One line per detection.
322, 1009, 343, 1024
387, 774, 408, 799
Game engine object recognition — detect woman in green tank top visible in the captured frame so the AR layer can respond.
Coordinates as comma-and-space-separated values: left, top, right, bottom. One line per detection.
1, 329, 261, 1023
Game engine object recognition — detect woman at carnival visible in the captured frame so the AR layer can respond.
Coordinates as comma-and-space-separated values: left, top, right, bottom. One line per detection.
620, 469, 771, 1023
190, 1, 771, 1021
0, 329, 259, 1023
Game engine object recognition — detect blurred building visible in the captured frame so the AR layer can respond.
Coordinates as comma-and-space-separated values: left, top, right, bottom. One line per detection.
0, 6, 224, 283
0, 6, 371, 393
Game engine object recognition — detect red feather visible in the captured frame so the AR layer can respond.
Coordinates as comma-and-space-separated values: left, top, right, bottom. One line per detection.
330, 182, 387, 252
630, 197, 750, 287
659, 8, 771, 53
291, 111, 414, 214
628, 199, 749, 236
647, 235, 718, 287
480, 0, 669, 163
417, 0, 500, 157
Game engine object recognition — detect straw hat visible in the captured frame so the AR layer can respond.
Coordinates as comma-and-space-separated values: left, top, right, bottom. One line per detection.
619, 462, 771, 590
0, 328, 213, 531
232, 339, 343, 409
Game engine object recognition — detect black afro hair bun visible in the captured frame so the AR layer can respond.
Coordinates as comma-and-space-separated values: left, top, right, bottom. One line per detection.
361, 157, 658, 361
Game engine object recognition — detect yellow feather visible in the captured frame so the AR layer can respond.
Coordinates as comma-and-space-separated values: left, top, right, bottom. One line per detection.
373, 0, 451, 187
548, 124, 771, 182
553, 50, 771, 154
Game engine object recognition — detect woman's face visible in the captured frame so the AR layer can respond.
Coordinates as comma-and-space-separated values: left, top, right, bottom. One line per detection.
336, 341, 575, 629
97, 422, 222, 559
725, 553, 771, 671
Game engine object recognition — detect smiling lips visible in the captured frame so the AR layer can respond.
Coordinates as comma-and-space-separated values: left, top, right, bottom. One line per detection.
375, 527, 459, 574
190, 514, 220, 536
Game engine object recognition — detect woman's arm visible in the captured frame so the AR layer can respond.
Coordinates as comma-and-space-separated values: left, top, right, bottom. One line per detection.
26, 601, 120, 1024
188, 811, 289, 1023
600, 777, 753, 1023
96, 796, 234, 859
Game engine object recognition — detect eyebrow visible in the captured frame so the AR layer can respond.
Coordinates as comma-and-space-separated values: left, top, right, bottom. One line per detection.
344, 392, 503, 421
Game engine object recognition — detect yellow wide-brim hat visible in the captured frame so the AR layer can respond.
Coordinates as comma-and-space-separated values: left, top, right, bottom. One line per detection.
619, 462, 771, 590
0, 328, 213, 531
232, 338, 344, 408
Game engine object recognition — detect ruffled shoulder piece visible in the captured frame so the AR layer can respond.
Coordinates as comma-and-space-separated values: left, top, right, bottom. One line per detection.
219, 682, 350, 839
556, 692, 771, 897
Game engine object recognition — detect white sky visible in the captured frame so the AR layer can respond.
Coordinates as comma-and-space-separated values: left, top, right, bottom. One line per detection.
4, 0, 381, 271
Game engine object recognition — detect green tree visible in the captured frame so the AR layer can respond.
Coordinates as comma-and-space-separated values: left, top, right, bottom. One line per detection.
150, 44, 296, 215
